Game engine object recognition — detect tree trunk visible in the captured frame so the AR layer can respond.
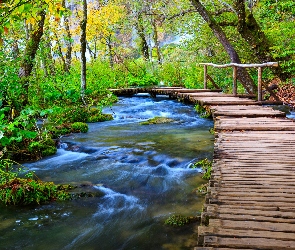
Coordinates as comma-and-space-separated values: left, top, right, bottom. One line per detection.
62, 0, 72, 73
86, 41, 95, 60
106, 36, 114, 68
11, 40, 19, 59
152, 18, 162, 65
190, 0, 256, 94
18, 10, 46, 107
54, 31, 67, 71
234, 0, 289, 80
136, 14, 149, 61
80, 0, 87, 105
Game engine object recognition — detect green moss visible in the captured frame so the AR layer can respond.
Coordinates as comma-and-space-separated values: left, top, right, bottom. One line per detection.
190, 158, 212, 180
28, 138, 57, 158
0, 159, 72, 205
195, 104, 212, 118
47, 122, 89, 138
71, 122, 88, 133
196, 183, 208, 195
87, 113, 113, 123
41, 146, 57, 157
209, 127, 215, 135
140, 116, 174, 125
164, 214, 200, 227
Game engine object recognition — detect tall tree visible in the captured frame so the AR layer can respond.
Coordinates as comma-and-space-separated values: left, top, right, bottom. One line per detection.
190, 0, 256, 93
62, 0, 72, 73
135, 13, 149, 60
80, 0, 87, 105
151, 16, 162, 64
18, 10, 46, 107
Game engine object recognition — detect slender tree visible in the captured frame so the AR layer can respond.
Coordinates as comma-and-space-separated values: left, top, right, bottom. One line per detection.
62, 0, 72, 73
135, 13, 149, 60
18, 10, 46, 107
80, 0, 87, 105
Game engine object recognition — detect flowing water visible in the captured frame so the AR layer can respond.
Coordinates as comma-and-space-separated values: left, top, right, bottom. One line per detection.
0, 94, 214, 250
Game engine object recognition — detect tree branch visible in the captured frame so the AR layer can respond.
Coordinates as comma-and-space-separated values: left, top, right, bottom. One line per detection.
210, 8, 234, 16
166, 8, 198, 20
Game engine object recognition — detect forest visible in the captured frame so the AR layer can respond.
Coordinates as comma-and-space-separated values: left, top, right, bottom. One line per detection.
0, 0, 295, 205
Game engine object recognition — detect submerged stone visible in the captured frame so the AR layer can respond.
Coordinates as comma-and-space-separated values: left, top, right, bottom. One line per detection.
140, 116, 175, 125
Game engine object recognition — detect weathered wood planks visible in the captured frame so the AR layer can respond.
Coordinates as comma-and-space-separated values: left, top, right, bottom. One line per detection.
211, 105, 285, 118
196, 104, 295, 249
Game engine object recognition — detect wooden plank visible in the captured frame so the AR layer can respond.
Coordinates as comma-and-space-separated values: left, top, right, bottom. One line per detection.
211, 105, 285, 118
206, 206, 295, 218
212, 219, 295, 232
215, 213, 295, 223
200, 226, 295, 241
175, 89, 222, 93
215, 117, 295, 131
204, 236, 295, 249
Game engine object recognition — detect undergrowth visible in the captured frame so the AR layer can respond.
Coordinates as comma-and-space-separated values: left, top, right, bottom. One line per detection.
0, 158, 72, 205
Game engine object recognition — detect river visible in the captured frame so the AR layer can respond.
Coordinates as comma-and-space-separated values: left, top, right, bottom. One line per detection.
0, 94, 214, 250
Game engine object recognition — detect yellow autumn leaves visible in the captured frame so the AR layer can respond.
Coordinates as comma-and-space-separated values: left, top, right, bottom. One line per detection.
86, 2, 125, 42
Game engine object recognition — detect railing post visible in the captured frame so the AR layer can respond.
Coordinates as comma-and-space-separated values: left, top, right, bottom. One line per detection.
233, 66, 237, 96
204, 65, 207, 89
258, 67, 263, 101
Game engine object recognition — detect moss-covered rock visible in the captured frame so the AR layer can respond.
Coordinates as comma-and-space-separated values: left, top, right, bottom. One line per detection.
195, 104, 212, 118
71, 122, 88, 133
140, 116, 175, 125
47, 122, 89, 138
28, 138, 57, 158
41, 146, 57, 157
87, 113, 113, 123
164, 214, 200, 227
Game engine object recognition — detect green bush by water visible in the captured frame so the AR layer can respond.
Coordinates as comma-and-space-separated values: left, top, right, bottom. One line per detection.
191, 158, 212, 180
164, 214, 200, 227
0, 158, 72, 205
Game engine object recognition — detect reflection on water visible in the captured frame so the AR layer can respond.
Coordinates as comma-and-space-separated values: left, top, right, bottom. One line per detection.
0, 94, 214, 250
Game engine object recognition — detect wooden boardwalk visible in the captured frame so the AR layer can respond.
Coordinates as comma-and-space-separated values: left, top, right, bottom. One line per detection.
110, 87, 295, 249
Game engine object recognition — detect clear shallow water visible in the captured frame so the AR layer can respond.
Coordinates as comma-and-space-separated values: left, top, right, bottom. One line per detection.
287, 111, 295, 119
0, 94, 214, 250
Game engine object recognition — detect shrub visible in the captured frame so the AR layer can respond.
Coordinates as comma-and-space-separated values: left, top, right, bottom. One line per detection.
191, 158, 212, 180
164, 215, 199, 227
0, 159, 71, 205
71, 122, 88, 133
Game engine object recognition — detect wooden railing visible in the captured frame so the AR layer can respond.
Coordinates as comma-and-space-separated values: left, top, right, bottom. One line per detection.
199, 62, 279, 101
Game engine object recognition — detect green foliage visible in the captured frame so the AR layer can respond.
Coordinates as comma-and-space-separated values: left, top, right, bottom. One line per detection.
195, 104, 212, 118
158, 61, 185, 86
28, 138, 57, 157
71, 122, 88, 133
0, 158, 71, 205
209, 127, 215, 135
88, 112, 113, 123
191, 158, 212, 180
164, 214, 198, 227
47, 105, 112, 124
46, 122, 88, 138
0, 106, 58, 161
127, 73, 158, 87
49, 106, 90, 124
196, 183, 208, 195
255, 0, 295, 76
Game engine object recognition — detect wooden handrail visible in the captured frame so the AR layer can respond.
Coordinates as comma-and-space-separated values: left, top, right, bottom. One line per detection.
199, 62, 279, 68
199, 62, 279, 101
